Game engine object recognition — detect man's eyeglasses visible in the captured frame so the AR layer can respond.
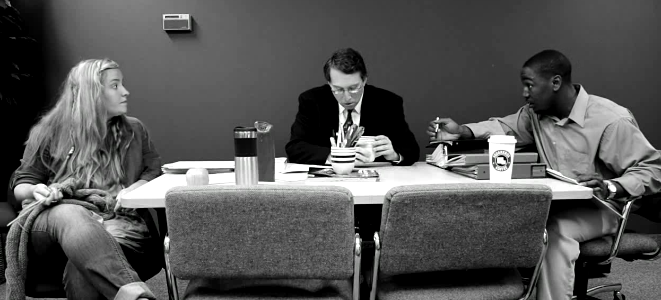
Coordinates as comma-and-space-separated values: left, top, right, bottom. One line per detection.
329, 82, 364, 95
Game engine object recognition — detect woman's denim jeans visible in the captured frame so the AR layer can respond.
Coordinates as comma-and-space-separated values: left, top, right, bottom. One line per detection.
29, 204, 157, 300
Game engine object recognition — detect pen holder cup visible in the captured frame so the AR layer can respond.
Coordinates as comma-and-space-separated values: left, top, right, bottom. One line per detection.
330, 147, 356, 175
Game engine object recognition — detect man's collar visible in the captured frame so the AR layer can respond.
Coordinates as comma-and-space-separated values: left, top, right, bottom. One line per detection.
566, 84, 588, 127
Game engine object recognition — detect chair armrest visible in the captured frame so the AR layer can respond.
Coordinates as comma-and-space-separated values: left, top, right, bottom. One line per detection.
598, 197, 640, 265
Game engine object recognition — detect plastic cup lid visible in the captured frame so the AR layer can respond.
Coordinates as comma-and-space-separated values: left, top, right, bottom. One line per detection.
488, 135, 517, 144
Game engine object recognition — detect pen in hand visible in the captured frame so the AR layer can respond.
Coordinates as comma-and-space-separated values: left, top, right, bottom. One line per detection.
434, 117, 444, 143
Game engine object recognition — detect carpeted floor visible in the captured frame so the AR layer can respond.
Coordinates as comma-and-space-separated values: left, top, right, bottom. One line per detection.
1, 257, 659, 299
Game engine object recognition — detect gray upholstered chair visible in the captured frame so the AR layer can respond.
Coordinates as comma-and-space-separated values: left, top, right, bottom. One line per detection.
368, 183, 552, 300
573, 196, 661, 300
164, 185, 362, 300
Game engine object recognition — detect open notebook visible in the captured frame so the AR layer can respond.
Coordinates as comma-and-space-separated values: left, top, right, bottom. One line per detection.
546, 168, 624, 219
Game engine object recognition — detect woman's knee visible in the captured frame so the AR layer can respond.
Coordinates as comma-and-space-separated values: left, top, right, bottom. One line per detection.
48, 203, 90, 215
38, 204, 106, 241
46, 204, 95, 223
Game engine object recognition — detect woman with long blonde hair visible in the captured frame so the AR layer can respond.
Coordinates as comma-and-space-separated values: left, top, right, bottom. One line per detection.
10, 58, 162, 299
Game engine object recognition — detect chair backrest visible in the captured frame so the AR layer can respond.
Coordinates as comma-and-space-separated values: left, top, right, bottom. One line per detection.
378, 183, 552, 276
165, 184, 355, 280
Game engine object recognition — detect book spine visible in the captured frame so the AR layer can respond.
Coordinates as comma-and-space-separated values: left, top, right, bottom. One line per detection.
475, 163, 546, 180
465, 153, 539, 165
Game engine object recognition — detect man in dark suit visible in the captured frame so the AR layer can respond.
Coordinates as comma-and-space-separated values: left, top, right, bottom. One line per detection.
286, 48, 419, 165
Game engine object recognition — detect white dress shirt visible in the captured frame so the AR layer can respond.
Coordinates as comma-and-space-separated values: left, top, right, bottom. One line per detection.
337, 93, 363, 131
335, 91, 403, 163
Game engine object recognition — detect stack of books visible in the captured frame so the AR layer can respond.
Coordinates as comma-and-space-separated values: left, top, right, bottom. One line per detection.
426, 139, 546, 180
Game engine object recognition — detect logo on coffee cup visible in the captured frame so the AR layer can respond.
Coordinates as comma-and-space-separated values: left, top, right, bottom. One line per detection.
491, 150, 512, 172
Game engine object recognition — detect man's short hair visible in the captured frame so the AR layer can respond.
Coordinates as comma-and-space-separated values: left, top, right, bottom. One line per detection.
523, 49, 572, 82
323, 48, 368, 82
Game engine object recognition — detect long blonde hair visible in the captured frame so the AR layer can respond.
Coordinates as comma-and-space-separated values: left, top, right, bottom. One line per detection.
24, 58, 133, 189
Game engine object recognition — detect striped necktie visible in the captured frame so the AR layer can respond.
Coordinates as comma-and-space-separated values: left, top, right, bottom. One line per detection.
343, 109, 354, 133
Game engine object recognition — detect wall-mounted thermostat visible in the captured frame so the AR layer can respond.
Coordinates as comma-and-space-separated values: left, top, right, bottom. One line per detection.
163, 14, 192, 32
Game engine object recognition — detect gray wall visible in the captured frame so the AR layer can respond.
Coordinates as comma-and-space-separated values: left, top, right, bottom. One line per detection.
15, 0, 661, 164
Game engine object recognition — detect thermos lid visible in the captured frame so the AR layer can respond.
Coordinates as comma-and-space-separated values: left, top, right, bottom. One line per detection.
234, 126, 257, 138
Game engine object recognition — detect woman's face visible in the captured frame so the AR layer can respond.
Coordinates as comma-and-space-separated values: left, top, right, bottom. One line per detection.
101, 69, 130, 118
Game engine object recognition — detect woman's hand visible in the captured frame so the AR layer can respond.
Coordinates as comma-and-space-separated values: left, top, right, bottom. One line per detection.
115, 188, 130, 211
114, 180, 148, 211
33, 183, 63, 206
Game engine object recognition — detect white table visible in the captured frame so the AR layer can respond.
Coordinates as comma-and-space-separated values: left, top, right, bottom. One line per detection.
121, 162, 593, 208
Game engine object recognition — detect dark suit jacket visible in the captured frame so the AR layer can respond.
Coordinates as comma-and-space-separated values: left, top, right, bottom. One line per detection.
286, 84, 420, 165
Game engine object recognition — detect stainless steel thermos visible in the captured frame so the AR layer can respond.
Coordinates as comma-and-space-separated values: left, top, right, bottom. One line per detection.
255, 121, 275, 182
234, 127, 259, 185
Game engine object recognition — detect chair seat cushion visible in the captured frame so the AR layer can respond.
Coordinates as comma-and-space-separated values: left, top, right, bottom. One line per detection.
579, 233, 660, 260
377, 268, 525, 300
184, 278, 353, 300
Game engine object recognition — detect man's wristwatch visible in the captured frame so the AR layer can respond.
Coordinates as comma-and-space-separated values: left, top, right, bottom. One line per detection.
604, 180, 617, 200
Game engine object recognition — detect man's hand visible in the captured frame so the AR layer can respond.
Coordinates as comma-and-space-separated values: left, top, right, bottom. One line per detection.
577, 173, 607, 200
355, 147, 372, 163
32, 183, 63, 206
426, 118, 463, 142
373, 135, 399, 161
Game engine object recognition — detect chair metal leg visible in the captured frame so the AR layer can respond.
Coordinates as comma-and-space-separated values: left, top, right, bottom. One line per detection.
572, 265, 625, 300
164, 235, 179, 300
613, 291, 625, 300
586, 283, 622, 296
353, 233, 362, 300
369, 232, 381, 300
573, 260, 590, 298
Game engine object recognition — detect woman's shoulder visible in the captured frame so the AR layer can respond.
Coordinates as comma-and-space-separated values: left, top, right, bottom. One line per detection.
122, 115, 152, 137
124, 115, 147, 129
124, 115, 142, 125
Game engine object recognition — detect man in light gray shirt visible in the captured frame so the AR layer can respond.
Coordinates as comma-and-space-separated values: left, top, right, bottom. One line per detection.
426, 49, 661, 300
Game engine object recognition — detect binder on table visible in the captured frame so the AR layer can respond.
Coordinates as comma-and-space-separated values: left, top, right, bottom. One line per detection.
444, 152, 539, 167
442, 163, 547, 180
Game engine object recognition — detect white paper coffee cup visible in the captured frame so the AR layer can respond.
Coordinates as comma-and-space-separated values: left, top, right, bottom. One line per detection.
355, 136, 376, 162
487, 135, 517, 183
